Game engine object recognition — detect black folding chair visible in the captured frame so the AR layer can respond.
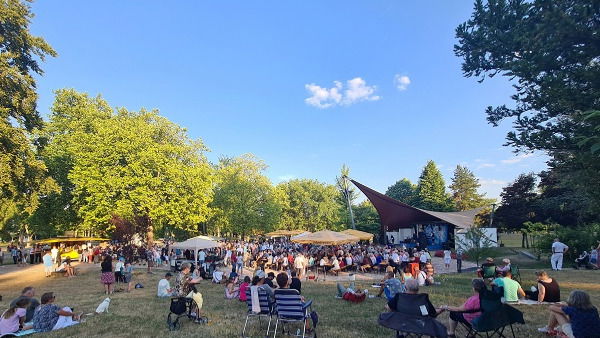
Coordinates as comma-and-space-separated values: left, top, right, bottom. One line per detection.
458, 290, 525, 338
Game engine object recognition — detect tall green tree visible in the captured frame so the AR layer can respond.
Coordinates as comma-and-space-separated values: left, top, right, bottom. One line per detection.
0, 0, 58, 240
335, 164, 357, 229
31, 89, 113, 237
210, 154, 281, 236
39, 90, 214, 241
385, 178, 417, 205
277, 179, 343, 232
494, 173, 538, 231
353, 200, 381, 236
455, 0, 600, 219
414, 160, 453, 211
449, 165, 487, 210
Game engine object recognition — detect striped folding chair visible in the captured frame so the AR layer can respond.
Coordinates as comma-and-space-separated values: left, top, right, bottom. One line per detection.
242, 287, 274, 337
272, 289, 314, 338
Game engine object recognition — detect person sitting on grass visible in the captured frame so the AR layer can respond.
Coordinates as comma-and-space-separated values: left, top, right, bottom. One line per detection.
336, 275, 367, 302
525, 271, 560, 303
490, 270, 525, 303
376, 272, 403, 301
441, 278, 486, 337
157, 272, 174, 297
574, 250, 590, 270
386, 279, 441, 317
9, 286, 40, 322
538, 290, 600, 338
290, 270, 302, 294
32, 292, 81, 332
0, 298, 33, 335
224, 277, 240, 299
239, 276, 251, 302
265, 272, 276, 288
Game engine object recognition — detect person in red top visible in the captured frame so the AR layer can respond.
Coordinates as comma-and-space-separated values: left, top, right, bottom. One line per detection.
441, 279, 486, 337
287, 253, 294, 266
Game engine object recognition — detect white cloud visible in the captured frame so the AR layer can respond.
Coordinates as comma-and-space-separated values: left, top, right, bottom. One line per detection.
477, 163, 496, 169
394, 74, 411, 91
501, 153, 534, 164
277, 174, 296, 182
304, 77, 379, 108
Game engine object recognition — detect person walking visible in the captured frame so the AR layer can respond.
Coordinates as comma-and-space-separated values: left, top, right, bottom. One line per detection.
551, 238, 569, 271
456, 249, 463, 273
43, 250, 53, 277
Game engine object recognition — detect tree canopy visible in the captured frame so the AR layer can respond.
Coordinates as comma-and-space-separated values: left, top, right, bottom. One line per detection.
414, 160, 453, 211
385, 178, 417, 206
0, 0, 58, 239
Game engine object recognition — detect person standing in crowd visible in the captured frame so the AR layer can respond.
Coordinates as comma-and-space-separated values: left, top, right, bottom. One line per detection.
43, 250, 53, 277
50, 246, 59, 265
551, 238, 569, 271
11, 246, 18, 265
123, 261, 134, 292
456, 248, 463, 273
100, 255, 115, 295
443, 249, 452, 270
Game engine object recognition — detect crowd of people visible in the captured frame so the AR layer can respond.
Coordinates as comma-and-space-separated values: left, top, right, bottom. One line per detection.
2, 236, 600, 337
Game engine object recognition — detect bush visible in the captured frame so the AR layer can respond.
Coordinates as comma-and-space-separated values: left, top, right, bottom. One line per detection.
534, 223, 600, 260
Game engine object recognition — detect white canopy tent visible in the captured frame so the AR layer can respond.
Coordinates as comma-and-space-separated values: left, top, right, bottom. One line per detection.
290, 231, 311, 240
172, 236, 220, 256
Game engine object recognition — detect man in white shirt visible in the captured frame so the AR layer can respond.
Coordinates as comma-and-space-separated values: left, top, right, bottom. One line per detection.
551, 238, 569, 271
157, 272, 174, 297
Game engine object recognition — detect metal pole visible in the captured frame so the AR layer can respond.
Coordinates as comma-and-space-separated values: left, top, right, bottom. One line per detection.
344, 177, 356, 229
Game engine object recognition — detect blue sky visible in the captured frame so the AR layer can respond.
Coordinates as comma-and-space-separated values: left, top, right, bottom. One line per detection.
30, 1, 547, 200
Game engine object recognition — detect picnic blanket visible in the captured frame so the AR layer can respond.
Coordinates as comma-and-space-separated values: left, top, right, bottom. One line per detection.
516, 299, 559, 305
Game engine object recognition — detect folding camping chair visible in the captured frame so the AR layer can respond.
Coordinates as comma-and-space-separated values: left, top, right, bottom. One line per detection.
242, 287, 275, 337
510, 265, 521, 284
482, 265, 497, 279
458, 289, 525, 338
378, 292, 448, 338
272, 288, 315, 338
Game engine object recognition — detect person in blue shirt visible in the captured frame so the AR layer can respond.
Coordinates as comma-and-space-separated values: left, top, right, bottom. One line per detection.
539, 290, 600, 337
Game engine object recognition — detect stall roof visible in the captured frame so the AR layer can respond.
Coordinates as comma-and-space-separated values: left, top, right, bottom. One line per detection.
350, 179, 482, 231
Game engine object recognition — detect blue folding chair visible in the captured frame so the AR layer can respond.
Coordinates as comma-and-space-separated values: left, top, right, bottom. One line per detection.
242, 287, 274, 337
272, 289, 314, 338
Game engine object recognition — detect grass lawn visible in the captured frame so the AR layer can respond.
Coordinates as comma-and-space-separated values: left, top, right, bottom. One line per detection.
1, 264, 599, 337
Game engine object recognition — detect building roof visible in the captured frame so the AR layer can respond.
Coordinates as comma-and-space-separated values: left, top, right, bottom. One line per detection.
350, 179, 482, 230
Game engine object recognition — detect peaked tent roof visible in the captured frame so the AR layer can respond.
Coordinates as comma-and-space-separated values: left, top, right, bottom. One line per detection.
350, 179, 482, 230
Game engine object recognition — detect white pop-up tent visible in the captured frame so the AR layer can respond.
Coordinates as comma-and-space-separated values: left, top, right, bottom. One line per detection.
172, 236, 220, 256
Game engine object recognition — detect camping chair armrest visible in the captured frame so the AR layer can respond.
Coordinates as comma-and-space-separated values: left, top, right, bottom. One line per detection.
302, 300, 313, 310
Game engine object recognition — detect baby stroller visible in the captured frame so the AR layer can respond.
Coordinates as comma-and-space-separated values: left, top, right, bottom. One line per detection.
167, 287, 208, 330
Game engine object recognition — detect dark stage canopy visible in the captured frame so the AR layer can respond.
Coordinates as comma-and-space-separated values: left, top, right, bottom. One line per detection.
350, 179, 482, 231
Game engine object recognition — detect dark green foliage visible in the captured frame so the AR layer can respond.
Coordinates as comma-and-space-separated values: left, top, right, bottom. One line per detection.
385, 178, 417, 205
494, 173, 538, 230
449, 165, 487, 211
414, 160, 454, 211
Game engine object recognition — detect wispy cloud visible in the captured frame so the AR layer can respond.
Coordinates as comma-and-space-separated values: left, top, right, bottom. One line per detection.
477, 163, 496, 169
394, 74, 411, 91
501, 153, 534, 164
304, 77, 380, 108
277, 174, 296, 182
478, 178, 507, 186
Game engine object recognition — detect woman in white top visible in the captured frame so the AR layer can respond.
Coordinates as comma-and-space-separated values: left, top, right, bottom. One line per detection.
443, 250, 452, 269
